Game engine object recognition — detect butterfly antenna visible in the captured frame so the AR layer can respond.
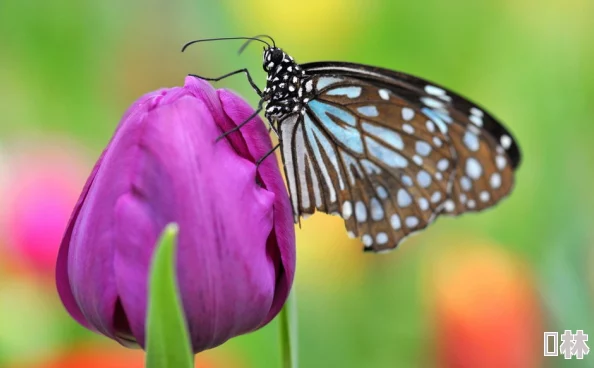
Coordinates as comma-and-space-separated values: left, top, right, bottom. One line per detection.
181, 37, 271, 53
238, 34, 276, 55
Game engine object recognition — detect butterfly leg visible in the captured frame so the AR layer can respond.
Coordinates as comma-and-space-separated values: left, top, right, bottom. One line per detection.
255, 143, 280, 168
188, 68, 262, 96
253, 143, 280, 186
216, 100, 264, 142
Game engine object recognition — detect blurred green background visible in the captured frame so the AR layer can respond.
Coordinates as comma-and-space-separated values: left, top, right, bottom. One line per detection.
1, 0, 593, 367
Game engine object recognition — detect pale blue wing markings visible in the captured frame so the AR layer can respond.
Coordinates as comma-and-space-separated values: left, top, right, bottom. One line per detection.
307, 100, 363, 153
356, 105, 379, 117
339, 151, 363, 186
360, 159, 382, 175
422, 107, 450, 133
325, 86, 362, 98
308, 99, 357, 127
316, 76, 343, 91
361, 121, 404, 150
303, 113, 346, 191
302, 113, 338, 203
364, 136, 408, 168
319, 98, 431, 142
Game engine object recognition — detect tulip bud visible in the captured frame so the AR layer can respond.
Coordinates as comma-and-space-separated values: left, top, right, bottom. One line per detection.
56, 77, 296, 353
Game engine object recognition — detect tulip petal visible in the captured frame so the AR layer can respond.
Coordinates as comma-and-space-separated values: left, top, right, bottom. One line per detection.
216, 87, 296, 324
56, 88, 172, 335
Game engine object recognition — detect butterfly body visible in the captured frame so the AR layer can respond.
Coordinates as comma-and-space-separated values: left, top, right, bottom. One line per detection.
262, 47, 309, 120
184, 38, 521, 252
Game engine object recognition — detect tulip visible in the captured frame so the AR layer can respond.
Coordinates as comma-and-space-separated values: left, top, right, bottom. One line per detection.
56, 77, 296, 353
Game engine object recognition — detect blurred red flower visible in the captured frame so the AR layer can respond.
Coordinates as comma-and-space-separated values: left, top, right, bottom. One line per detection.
425, 241, 542, 368
8, 343, 242, 368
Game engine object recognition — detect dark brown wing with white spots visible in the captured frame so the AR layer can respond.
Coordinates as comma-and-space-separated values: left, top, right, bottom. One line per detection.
277, 62, 522, 252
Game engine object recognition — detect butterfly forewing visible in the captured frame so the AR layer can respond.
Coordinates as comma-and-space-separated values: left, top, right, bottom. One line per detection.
442, 120, 516, 215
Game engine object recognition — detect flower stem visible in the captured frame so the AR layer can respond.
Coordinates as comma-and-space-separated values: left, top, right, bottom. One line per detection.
279, 291, 298, 368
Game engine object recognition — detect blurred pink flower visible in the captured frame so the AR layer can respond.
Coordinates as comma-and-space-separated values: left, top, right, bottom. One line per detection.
1, 142, 87, 274
56, 77, 296, 353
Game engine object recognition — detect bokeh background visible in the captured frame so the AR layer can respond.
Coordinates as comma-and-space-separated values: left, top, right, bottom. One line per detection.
1, 0, 593, 367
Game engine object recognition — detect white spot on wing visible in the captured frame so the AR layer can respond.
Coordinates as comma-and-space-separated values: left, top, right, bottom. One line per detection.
444, 200, 455, 212
495, 155, 506, 170
460, 176, 472, 191
405, 216, 419, 228
402, 124, 415, 134
465, 158, 483, 180
480, 191, 490, 202
342, 201, 353, 219
469, 115, 483, 127
490, 173, 502, 189
417, 170, 432, 188
355, 201, 367, 222
362, 234, 373, 247
463, 131, 480, 151
418, 198, 429, 211
376, 186, 388, 199
421, 97, 445, 109
402, 107, 415, 121
500, 135, 512, 149
379, 89, 390, 100
370, 198, 384, 221
397, 189, 412, 207
431, 191, 442, 203
390, 214, 401, 230
425, 85, 446, 96
437, 158, 449, 171
415, 141, 432, 156
402, 175, 413, 186
376, 232, 388, 245
470, 107, 484, 117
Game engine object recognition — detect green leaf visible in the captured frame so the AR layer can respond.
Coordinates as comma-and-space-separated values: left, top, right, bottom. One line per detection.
145, 223, 194, 368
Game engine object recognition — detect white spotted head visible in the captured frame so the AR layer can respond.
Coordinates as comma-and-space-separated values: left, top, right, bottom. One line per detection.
263, 47, 287, 73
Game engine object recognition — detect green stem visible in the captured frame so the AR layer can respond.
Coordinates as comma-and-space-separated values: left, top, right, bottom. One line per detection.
279, 291, 298, 368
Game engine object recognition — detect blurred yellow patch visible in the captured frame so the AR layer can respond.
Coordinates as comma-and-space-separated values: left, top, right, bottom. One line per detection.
224, 0, 378, 53
295, 214, 368, 289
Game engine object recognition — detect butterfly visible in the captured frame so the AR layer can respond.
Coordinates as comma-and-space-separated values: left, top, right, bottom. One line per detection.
182, 36, 522, 253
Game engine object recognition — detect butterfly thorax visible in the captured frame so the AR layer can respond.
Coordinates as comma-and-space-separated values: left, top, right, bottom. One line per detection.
261, 47, 309, 121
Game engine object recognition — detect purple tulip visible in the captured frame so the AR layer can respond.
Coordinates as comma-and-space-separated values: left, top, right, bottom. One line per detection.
56, 76, 296, 353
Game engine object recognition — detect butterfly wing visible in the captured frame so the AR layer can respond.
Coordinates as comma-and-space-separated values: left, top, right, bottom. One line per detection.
278, 62, 520, 251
